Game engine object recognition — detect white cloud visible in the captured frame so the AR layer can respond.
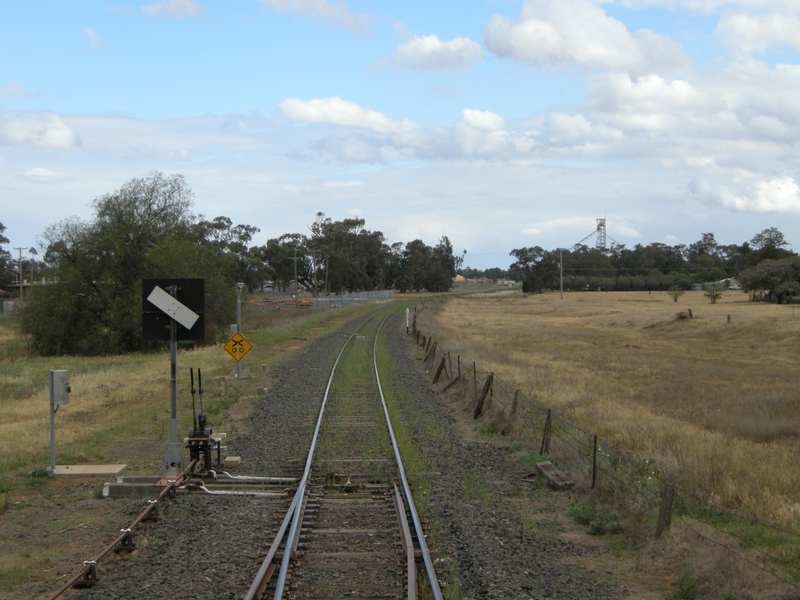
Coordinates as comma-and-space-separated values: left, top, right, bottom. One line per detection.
0, 112, 80, 149
747, 115, 792, 140
23, 167, 67, 182
390, 35, 483, 71
141, 0, 201, 19
615, 0, 800, 13
347, 208, 362, 216
690, 177, 800, 214
275, 53, 800, 216
543, 113, 623, 144
167, 148, 190, 160
483, 0, 690, 74
324, 180, 363, 189
724, 177, 800, 213
588, 72, 708, 131
717, 13, 800, 53
82, 27, 102, 49
260, 0, 369, 34
280, 97, 633, 161
279, 96, 419, 135
461, 109, 504, 131
0, 82, 34, 97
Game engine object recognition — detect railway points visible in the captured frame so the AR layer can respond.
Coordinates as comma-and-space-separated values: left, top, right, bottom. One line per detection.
49, 304, 441, 600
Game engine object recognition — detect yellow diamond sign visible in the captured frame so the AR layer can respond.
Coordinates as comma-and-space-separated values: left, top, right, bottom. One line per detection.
224, 332, 252, 362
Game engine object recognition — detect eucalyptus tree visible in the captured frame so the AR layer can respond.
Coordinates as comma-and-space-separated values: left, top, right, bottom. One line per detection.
24, 173, 263, 355
0, 222, 12, 288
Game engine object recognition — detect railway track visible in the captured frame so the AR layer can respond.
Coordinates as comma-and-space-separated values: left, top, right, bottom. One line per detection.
247, 310, 442, 599
41, 305, 629, 600
49, 306, 441, 600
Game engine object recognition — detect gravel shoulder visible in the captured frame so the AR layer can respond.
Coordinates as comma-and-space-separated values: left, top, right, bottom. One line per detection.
381, 311, 641, 599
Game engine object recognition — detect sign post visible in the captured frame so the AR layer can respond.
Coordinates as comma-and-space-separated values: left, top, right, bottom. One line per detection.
142, 279, 204, 477
49, 369, 70, 471
236, 283, 244, 380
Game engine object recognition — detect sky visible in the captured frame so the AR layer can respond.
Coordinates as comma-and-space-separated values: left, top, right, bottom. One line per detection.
2, 0, 800, 270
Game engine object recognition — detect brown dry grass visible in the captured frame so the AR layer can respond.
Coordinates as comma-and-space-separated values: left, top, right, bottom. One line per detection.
417, 290, 800, 527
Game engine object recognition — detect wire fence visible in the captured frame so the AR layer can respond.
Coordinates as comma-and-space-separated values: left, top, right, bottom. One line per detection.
410, 302, 800, 591
0, 299, 20, 314
313, 290, 394, 307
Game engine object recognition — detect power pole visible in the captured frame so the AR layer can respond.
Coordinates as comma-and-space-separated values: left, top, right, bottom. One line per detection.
236, 283, 244, 380
14, 247, 25, 301
289, 254, 304, 301
310, 249, 318, 297
324, 256, 329, 296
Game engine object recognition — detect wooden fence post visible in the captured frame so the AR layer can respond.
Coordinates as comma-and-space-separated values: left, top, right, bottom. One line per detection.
457, 355, 461, 379
473, 373, 494, 419
423, 341, 437, 363
447, 352, 452, 379
591, 435, 598, 489
432, 357, 447, 383
473, 362, 477, 399
441, 372, 461, 392
501, 390, 519, 435
655, 482, 675, 539
426, 337, 432, 352
540, 409, 552, 455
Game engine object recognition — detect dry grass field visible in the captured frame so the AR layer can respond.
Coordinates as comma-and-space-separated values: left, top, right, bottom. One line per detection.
417, 290, 800, 527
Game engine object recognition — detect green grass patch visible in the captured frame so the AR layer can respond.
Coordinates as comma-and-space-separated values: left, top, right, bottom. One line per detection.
0, 566, 29, 593
374, 303, 435, 515
515, 450, 551, 469
567, 500, 623, 536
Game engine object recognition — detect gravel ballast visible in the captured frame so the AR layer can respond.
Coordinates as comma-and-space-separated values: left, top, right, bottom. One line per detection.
70, 306, 627, 599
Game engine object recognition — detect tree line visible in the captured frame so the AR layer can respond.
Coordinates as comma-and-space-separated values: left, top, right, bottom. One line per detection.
3, 172, 796, 356
1, 173, 461, 355
507, 229, 793, 294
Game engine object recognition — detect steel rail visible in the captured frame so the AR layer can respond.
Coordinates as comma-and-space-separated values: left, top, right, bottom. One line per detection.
244, 319, 366, 600
247, 306, 441, 600
45, 460, 197, 600
374, 313, 444, 600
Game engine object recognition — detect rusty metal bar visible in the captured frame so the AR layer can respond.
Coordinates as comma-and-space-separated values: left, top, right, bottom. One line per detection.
243, 491, 303, 600
394, 483, 417, 600
46, 460, 197, 600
